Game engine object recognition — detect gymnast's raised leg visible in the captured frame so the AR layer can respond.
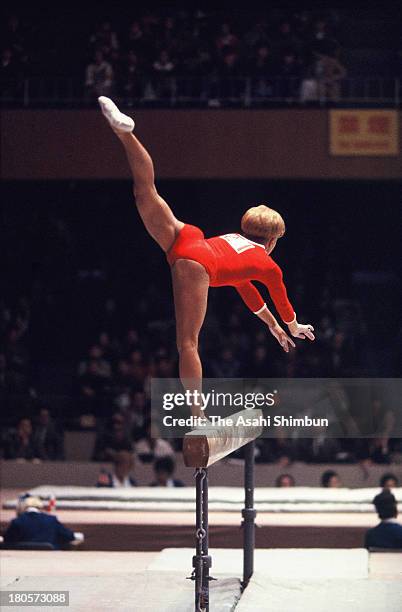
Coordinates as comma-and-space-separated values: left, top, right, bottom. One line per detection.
98, 97, 207, 418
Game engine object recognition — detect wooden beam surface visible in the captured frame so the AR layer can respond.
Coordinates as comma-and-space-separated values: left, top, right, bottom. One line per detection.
183, 409, 263, 468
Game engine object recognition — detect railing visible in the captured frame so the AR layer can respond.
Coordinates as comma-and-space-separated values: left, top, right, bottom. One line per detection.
1, 76, 400, 108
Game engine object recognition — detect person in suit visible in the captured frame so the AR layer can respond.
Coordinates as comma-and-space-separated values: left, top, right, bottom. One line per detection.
96, 450, 137, 487
3, 495, 80, 550
150, 456, 185, 487
365, 490, 402, 549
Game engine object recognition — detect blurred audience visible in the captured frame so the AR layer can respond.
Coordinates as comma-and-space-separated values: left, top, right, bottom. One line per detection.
3, 9, 399, 107
134, 421, 175, 463
85, 50, 114, 99
32, 407, 64, 461
2, 418, 39, 461
150, 456, 185, 487
380, 473, 399, 491
275, 473, 296, 487
321, 469, 342, 488
92, 412, 133, 461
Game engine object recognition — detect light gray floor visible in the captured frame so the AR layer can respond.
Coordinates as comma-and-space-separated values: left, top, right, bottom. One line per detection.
1, 549, 401, 612
237, 575, 402, 612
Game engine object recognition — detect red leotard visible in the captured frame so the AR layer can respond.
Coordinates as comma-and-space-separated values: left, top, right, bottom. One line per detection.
167, 224, 295, 323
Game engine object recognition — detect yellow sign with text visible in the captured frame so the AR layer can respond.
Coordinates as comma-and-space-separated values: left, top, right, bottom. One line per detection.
330, 110, 399, 156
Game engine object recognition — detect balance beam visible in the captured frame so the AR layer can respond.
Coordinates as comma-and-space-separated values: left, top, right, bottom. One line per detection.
183, 409, 263, 468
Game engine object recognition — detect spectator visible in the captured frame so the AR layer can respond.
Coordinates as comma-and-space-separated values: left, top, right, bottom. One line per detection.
216, 23, 239, 54
96, 450, 137, 487
321, 469, 341, 488
365, 491, 402, 550
2, 418, 39, 461
249, 45, 277, 100
150, 456, 184, 487
92, 412, 133, 461
119, 50, 143, 101
89, 20, 119, 59
1, 48, 20, 82
32, 407, 64, 461
278, 50, 301, 99
315, 50, 346, 103
78, 344, 111, 378
78, 359, 111, 418
3, 495, 82, 550
85, 50, 114, 99
275, 473, 295, 487
380, 473, 399, 491
127, 21, 145, 57
135, 420, 175, 463
153, 49, 175, 74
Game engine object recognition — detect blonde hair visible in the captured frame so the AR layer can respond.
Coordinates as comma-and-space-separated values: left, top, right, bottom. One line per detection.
241, 205, 285, 240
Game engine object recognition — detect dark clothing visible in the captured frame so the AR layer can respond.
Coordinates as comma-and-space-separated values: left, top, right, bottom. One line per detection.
33, 424, 64, 460
365, 521, 402, 549
2, 431, 38, 460
3, 511, 75, 550
92, 432, 133, 461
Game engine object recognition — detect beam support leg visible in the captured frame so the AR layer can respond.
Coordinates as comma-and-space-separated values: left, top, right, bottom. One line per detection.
193, 467, 211, 611
242, 440, 256, 588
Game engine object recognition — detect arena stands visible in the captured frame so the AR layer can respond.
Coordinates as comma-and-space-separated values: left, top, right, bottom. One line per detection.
1, 8, 400, 107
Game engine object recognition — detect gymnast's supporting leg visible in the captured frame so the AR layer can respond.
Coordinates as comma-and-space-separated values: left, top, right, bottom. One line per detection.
99, 96, 183, 252
172, 260, 209, 419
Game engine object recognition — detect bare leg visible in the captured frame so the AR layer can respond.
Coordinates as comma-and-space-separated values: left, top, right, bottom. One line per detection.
115, 132, 184, 252
172, 259, 209, 418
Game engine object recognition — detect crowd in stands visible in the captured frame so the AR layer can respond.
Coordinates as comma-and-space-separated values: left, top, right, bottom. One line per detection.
1, 289, 401, 468
1, 9, 400, 106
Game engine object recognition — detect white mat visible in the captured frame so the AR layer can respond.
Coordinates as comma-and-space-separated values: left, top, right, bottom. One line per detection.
150, 548, 369, 579
4, 486, 400, 513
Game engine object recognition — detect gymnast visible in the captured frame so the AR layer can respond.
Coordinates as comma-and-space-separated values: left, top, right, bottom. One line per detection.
98, 97, 315, 418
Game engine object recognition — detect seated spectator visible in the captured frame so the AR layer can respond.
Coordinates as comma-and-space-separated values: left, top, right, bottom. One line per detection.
275, 473, 295, 487
380, 473, 399, 491
365, 491, 402, 550
152, 50, 175, 100
3, 495, 82, 550
277, 50, 301, 99
78, 358, 113, 418
314, 50, 346, 103
153, 49, 175, 74
32, 407, 64, 461
85, 50, 114, 99
119, 50, 143, 101
134, 420, 175, 463
215, 22, 239, 54
96, 450, 137, 488
321, 469, 341, 488
89, 20, 119, 60
2, 418, 39, 461
78, 344, 111, 378
150, 456, 184, 487
92, 412, 133, 461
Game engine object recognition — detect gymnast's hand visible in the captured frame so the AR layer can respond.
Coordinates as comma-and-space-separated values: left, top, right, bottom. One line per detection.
287, 319, 315, 341
269, 324, 296, 353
